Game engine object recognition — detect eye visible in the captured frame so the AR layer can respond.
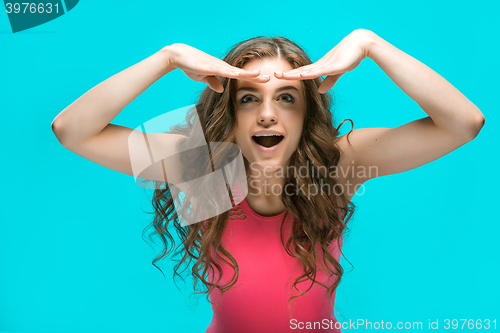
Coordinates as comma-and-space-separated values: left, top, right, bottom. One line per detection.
279, 94, 295, 103
239, 95, 257, 104
238, 94, 296, 104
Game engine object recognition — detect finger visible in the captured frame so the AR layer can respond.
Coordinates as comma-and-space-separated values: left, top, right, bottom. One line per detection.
274, 68, 312, 79
239, 74, 271, 83
199, 64, 260, 80
218, 66, 261, 78
280, 64, 316, 75
214, 73, 271, 83
306, 65, 345, 78
299, 64, 331, 77
203, 76, 224, 93
275, 67, 325, 80
318, 73, 343, 94
275, 73, 310, 80
280, 60, 330, 75
293, 66, 341, 81
213, 66, 271, 83
212, 62, 263, 78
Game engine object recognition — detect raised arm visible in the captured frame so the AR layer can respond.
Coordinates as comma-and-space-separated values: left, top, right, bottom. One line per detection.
51, 44, 267, 181
276, 29, 485, 187
343, 30, 485, 183
51, 46, 183, 180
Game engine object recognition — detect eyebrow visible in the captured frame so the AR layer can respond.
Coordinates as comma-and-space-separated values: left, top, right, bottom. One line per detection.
236, 86, 300, 94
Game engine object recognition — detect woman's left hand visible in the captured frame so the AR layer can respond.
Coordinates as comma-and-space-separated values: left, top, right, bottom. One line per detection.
275, 29, 376, 93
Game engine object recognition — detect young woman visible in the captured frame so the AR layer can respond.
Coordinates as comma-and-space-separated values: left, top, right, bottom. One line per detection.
51, 29, 485, 332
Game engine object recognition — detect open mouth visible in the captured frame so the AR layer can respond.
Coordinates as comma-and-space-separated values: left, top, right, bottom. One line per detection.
252, 135, 284, 148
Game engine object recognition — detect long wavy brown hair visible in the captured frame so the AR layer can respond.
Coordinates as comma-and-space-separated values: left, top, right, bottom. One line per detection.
142, 36, 356, 317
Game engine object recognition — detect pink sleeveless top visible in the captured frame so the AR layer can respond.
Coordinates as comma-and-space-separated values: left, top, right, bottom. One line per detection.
204, 183, 344, 333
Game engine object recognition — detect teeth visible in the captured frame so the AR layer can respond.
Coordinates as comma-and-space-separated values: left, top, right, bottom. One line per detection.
253, 134, 283, 137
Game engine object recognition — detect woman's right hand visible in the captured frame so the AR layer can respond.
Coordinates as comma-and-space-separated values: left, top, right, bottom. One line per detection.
163, 43, 270, 93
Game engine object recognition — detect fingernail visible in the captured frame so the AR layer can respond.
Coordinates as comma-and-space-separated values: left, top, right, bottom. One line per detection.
232, 71, 241, 75
262, 75, 270, 78
275, 71, 282, 75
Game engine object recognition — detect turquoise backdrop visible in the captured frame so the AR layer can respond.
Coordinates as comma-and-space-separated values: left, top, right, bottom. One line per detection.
1, 0, 498, 332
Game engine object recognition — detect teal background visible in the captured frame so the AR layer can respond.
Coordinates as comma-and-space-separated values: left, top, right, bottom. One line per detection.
1, 0, 498, 332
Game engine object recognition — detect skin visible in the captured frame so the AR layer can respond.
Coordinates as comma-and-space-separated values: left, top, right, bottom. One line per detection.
276, 29, 485, 204
234, 58, 306, 216
52, 30, 485, 218
234, 29, 485, 216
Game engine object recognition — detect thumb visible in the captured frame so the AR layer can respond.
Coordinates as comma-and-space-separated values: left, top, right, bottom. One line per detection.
318, 73, 343, 94
202, 75, 224, 93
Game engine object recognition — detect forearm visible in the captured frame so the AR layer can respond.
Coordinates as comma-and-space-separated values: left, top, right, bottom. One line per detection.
51, 46, 175, 145
364, 31, 485, 138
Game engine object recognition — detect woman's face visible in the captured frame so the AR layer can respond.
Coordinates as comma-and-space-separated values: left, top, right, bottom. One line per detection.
233, 58, 307, 172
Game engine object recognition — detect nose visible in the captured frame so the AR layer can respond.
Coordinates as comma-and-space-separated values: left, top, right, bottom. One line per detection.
257, 105, 278, 125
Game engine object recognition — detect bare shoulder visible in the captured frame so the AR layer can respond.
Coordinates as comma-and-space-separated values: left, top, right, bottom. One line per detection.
60, 123, 189, 185
335, 117, 477, 185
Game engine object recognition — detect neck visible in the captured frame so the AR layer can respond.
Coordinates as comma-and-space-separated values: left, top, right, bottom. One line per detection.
244, 161, 288, 216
